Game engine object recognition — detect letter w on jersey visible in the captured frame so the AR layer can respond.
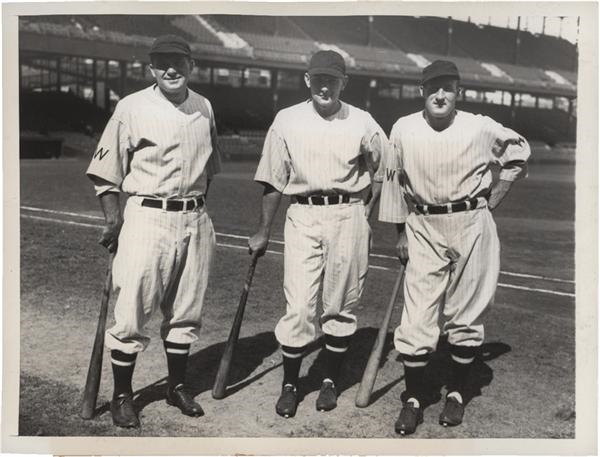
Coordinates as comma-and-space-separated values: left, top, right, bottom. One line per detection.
93, 147, 110, 161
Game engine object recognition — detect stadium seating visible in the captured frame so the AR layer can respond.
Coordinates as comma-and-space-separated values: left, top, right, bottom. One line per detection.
171, 16, 224, 45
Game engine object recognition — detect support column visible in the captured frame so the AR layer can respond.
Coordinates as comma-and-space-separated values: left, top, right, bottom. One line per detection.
271, 69, 279, 116
56, 57, 61, 92
119, 60, 127, 97
104, 60, 111, 112
92, 59, 98, 105
567, 97, 575, 139
509, 91, 517, 128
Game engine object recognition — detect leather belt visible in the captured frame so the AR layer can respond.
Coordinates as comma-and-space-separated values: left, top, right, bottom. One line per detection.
294, 195, 350, 205
414, 198, 481, 215
141, 196, 204, 212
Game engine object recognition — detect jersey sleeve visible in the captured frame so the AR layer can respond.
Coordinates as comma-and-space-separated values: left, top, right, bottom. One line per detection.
360, 113, 387, 178
86, 106, 132, 188
205, 102, 222, 179
254, 123, 291, 192
378, 126, 409, 224
485, 117, 531, 181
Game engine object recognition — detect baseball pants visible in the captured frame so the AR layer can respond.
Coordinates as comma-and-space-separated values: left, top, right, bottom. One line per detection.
106, 196, 216, 354
394, 204, 500, 356
275, 201, 370, 348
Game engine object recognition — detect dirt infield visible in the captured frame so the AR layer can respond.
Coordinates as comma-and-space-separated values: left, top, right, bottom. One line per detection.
18, 157, 574, 438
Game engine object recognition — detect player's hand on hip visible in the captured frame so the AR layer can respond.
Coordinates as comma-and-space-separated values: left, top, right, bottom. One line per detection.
99, 221, 122, 253
395, 230, 409, 265
248, 230, 269, 257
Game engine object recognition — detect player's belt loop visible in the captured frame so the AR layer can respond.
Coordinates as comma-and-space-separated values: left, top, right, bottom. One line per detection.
447, 202, 453, 214
161, 198, 168, 212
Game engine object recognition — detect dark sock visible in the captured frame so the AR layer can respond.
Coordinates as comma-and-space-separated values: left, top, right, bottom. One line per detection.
401, 353, 431, 405
322, 334, 351, 385
448, 345, 478, 399
111, 350, 137, 399
164, 341, 191, 389
281, 345, 305, 387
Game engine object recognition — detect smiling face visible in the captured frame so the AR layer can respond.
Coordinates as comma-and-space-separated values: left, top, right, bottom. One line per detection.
304, 72, 348, 116
149, 54, 194, 99
422, 76, 460, 119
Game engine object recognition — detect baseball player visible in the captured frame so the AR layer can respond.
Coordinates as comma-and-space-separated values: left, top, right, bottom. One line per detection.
375, 60, 530, 435
248, 50, 385, 418
86, 34, 221, 428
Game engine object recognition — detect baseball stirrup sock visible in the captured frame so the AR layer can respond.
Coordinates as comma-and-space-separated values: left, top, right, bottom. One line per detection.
281, 345, 306, 387
322, 334, 351, 385
111, 350, 137, 398
401, 353, 430, 405
448, 345, 477, 399
164, 341, 191, 389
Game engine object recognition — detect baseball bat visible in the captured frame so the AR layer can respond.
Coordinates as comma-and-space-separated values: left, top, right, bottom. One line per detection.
80, 252, 115, 419
355, 264, 405, 408
212, 252, 259, 399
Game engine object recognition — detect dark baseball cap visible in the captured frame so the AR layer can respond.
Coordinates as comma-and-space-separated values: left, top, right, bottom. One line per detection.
421, 60, 460, 85
308, 50, 346, 78
149, 34, 191, 56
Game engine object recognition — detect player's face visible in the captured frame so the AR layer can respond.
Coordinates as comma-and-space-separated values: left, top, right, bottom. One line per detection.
305, 73, 347, 114
422, 77, 460, 119
150, 54, 194, 95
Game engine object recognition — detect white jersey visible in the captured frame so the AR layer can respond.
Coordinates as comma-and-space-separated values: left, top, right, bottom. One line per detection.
377, 110, 530, 223
254, 100, 386, 196
86, 85, 221, 198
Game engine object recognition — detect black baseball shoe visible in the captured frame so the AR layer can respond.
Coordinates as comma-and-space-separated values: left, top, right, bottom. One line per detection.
166, 384, 204, 417
394, 400, 423, 436
110, 392, 140, 428
439, 395, 464, 426
316, 379, 337, 412
276, 383, 298, 418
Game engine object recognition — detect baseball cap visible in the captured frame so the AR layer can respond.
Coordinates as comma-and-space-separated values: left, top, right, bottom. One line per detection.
308, 50, 346, 78
149, 34, 191, 57
421, 60, 460, 85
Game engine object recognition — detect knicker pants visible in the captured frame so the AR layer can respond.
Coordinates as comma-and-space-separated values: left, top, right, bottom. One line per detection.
395, 206, 500, 356
275, 202, 370, 348
105, 197, 216, 354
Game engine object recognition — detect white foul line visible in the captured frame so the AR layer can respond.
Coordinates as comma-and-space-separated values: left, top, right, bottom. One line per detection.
20, 212, 575, 299
21, 207, 574, 284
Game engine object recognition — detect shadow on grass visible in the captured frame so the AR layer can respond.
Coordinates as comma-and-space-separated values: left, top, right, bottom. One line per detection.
416, 337, 512, 407
298, 327, 398, 404
93, 332, 282, 417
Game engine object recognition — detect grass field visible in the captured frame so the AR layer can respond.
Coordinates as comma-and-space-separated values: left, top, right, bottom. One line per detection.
17, 154, 575, 439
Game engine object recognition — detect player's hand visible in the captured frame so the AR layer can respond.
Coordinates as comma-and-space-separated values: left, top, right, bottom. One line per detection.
395, 230, 409, 265
99, 221, 122, 253
248, 230, 269, 257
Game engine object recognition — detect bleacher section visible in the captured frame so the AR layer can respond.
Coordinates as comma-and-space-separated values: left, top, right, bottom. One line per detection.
19, 15, 578, 144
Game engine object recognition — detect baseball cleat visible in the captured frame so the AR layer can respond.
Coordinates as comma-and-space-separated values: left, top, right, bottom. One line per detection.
316, 380, 337, 411
166, 385, 204, 417
110, 392, 140, 428
439, 395, 464, 426
394, 401, 423, 436
276, 384, 298, 418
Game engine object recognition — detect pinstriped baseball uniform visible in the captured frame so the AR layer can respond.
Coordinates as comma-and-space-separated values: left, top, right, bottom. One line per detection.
255, 100, 385, 347
378, 110, 530, 355
86, 84, 221, 354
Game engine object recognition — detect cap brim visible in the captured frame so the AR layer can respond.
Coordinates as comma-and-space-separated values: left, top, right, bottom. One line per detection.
308, 67, 345, 78
421, 73, 460, 85
149, 48, 191, 56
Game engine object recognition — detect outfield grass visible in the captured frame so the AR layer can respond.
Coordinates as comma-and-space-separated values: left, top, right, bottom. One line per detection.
17, 156, 575, 438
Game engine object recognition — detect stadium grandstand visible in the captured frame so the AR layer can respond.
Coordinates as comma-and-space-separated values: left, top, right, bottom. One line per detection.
19, 14, 577, 158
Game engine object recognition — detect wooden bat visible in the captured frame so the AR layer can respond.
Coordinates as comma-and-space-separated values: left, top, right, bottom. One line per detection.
80, 252, 115, 419
212, 252, 259, 399
355, 264, 405, 408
